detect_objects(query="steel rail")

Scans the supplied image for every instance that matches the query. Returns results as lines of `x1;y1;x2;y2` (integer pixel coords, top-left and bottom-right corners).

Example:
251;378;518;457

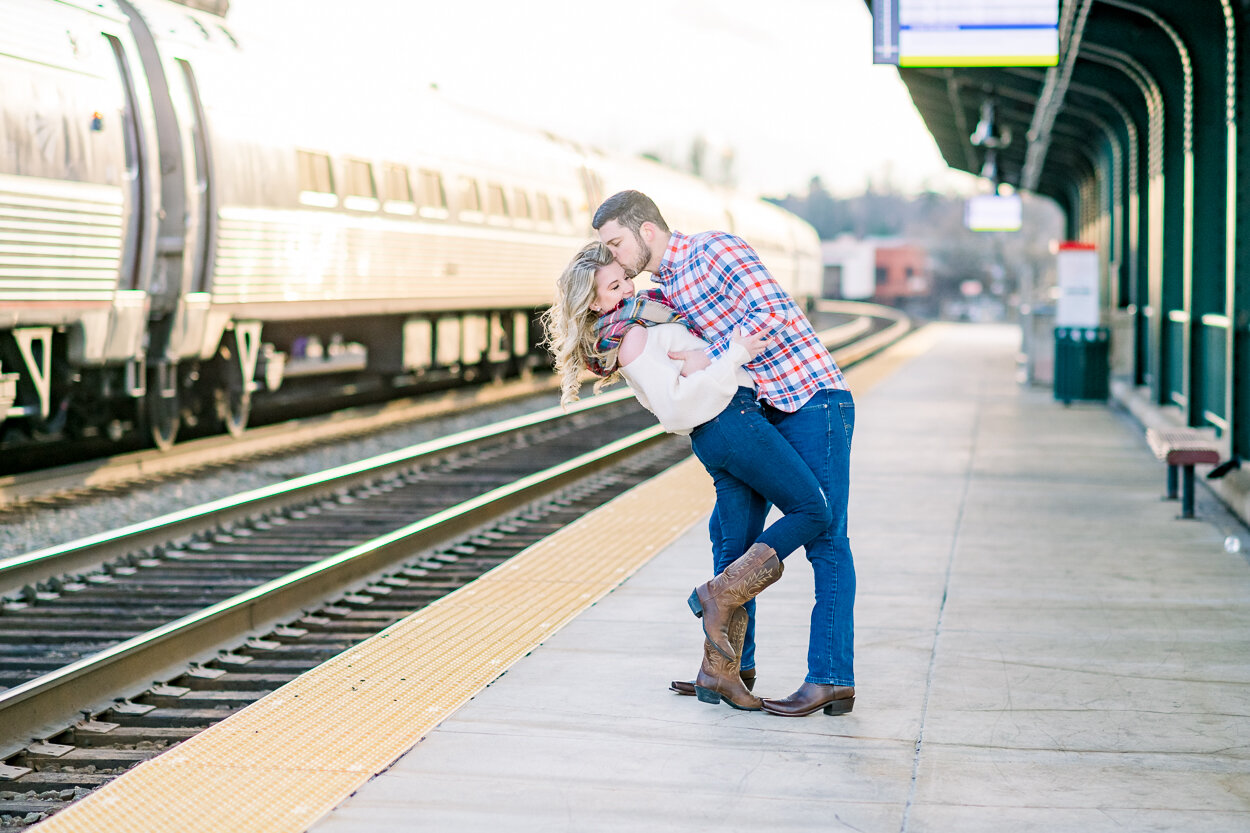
0;423;667;749
0;389;635;596
831;314;913;366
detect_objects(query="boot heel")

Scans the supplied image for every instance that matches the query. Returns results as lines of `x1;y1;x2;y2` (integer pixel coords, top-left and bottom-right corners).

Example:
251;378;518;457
687;590;703;618
822;697;854;716
694;686;721;704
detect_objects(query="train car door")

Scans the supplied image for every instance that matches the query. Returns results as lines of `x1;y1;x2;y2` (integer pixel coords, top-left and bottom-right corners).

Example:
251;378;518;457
115;0;184;318
103;33;154;294
114;3;212;362
161;57;214;364
171;58;214;296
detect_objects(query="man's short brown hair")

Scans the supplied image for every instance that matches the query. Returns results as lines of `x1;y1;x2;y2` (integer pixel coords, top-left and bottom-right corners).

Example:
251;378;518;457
591;190;670;234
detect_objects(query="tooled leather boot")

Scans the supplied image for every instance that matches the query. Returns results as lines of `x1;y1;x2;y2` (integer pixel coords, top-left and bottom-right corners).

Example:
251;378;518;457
688;542;782;659
693;607;760;710
761;682;855;716
670;667;755;696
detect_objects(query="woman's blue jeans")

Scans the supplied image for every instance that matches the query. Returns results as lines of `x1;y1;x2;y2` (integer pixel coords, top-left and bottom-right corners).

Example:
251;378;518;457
689;387;833;673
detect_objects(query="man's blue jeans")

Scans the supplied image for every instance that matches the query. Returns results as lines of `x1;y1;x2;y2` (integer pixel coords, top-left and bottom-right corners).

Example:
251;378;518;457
690;387;832;672
766;388;856;687
705;388;857;685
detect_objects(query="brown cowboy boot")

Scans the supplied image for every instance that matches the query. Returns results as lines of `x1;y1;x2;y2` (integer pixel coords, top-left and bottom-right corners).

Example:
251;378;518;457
761;682;855;716
670;667;755;696
688;543;783;659
693;608;760;710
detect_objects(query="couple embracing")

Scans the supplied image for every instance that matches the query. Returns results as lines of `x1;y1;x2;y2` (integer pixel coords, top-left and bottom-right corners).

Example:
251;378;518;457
542;190;856;717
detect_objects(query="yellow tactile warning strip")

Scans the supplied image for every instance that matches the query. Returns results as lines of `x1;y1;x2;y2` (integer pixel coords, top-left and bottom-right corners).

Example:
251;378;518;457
32;324;936;833
31;457;716;833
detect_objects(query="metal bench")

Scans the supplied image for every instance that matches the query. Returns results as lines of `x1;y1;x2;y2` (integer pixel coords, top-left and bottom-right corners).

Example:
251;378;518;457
1145;427;1220;519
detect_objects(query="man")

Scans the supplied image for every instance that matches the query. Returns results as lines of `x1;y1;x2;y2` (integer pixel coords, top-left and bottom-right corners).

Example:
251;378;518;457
593;190;856;717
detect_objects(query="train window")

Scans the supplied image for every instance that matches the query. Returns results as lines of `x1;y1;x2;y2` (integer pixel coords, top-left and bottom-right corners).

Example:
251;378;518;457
557;197;575;230
458;177;483;221
344;158;376;196
297;150;337;208
485;183;509;222
343;158;379;211
417;169;449;219
381;163;415;215
535;193;553;224
512;189;532;221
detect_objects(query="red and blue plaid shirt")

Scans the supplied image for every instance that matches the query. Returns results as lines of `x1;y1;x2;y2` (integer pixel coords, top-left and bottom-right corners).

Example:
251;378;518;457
645;230;848;413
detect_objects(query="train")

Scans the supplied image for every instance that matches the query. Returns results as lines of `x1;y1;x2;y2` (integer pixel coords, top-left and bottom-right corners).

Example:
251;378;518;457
0;0;822;455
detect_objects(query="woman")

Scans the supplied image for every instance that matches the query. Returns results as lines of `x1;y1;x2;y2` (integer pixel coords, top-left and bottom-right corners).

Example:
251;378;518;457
542;242;832;711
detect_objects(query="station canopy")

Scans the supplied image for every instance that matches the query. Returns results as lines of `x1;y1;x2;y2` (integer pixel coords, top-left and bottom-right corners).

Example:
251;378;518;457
867;0;1232;205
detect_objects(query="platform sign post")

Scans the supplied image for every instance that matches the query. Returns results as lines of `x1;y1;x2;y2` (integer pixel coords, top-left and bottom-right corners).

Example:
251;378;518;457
1053;242;1108;403
1055;242;1100;327
873;0;1058;67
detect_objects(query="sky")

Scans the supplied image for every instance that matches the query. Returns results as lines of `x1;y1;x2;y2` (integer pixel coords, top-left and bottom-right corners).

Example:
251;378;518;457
226;0;976;199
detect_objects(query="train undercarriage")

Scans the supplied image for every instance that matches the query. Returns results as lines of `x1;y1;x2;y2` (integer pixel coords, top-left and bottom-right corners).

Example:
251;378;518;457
0;307;545;465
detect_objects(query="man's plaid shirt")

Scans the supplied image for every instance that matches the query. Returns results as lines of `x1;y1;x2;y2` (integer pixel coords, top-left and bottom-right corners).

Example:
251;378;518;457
646;230;849;413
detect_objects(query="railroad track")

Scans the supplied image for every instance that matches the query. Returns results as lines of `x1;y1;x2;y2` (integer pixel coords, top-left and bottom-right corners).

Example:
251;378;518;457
0;392;684;825
0;375;563;509
0;306;909;828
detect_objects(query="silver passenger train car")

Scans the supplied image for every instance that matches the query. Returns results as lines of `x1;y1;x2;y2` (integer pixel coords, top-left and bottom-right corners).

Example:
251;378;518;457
0;0;821;452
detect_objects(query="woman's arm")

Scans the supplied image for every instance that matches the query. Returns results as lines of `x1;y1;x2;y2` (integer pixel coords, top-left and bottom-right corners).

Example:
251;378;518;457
619;325;646;367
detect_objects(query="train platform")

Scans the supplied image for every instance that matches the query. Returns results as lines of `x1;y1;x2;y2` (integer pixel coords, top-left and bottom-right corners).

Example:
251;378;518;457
33;323;1250;833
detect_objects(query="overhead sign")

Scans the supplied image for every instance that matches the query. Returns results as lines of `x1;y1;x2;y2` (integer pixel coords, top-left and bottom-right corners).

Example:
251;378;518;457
874;0;1059;67
964;194;1022;232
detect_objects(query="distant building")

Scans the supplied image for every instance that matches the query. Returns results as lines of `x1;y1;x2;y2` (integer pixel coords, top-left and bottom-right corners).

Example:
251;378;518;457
820;236;932;313
872;241;931;307
820;236;875;300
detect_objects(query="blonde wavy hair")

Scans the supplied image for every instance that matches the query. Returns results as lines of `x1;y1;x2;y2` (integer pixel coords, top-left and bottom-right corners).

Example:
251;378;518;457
541;241;622;407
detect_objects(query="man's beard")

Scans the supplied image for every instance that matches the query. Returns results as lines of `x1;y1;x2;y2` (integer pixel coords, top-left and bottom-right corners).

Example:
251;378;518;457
623;230;650;278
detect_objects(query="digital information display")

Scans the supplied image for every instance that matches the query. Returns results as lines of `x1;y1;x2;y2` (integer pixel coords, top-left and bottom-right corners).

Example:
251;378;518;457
964;194;1023;232
874;0;1058;67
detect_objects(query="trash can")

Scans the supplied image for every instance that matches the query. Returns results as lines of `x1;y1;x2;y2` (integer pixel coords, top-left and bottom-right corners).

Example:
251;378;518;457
1053;326;1109;403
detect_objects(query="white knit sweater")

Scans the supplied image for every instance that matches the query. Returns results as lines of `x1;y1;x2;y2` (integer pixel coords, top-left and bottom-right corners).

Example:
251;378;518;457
618;323;753;435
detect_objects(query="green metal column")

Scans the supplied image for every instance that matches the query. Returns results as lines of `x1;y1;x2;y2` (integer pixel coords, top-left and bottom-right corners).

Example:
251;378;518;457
1070;64;1152;387
1236;5;1250;460
1088;10;1189;411
1148;2;1233;433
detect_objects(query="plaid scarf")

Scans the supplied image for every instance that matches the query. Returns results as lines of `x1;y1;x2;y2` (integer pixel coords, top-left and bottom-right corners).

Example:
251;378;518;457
586;297;686;377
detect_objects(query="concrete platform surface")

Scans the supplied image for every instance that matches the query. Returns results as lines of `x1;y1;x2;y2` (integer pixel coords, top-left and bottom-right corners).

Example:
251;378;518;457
312;324;1250;833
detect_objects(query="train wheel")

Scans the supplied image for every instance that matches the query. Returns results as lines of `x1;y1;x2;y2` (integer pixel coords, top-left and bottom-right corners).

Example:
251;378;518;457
211;328;257;438
146;393;181;450
145;364;181;451
219;384;251;438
